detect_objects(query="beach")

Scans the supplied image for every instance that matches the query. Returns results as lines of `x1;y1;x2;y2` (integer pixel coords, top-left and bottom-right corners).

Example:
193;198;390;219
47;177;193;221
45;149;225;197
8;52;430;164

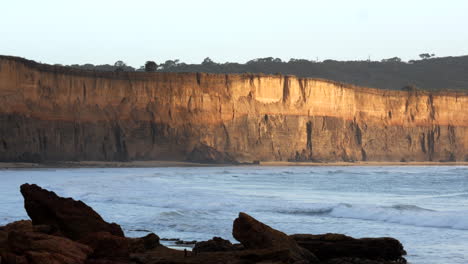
1;160;468;169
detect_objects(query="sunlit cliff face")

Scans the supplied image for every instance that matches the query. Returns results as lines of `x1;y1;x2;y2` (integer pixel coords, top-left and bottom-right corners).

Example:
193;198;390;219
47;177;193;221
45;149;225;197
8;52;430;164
0;56;467;162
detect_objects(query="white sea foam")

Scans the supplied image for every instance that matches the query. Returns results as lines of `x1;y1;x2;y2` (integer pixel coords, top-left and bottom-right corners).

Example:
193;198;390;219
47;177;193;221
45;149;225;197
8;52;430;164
329;203;468;230
274;202;468;230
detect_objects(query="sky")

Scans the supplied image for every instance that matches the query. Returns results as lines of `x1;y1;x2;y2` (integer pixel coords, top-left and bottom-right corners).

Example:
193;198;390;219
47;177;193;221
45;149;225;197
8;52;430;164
1;0;467;67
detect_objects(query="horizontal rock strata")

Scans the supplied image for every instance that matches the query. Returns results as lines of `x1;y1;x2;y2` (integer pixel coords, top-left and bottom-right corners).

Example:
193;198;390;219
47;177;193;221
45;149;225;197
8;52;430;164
1;56;467;163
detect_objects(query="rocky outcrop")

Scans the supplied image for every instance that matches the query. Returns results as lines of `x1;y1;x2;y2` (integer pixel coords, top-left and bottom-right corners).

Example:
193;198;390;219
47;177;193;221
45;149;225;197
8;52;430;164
0;56;467;163
233;212;320;263
186;144;238;164
20;184;124;240
78;231;129;262
0;220;93;264
193;237;237;253
291;234;406;263
128;233;160;253
1;184;406;264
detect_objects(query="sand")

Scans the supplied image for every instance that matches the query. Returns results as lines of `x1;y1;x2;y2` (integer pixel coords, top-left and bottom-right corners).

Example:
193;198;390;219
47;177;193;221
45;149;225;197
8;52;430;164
1;160;468;169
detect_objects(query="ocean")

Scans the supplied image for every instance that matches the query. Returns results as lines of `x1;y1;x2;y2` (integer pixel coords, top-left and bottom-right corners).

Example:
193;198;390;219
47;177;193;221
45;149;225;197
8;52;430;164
1;166;467;263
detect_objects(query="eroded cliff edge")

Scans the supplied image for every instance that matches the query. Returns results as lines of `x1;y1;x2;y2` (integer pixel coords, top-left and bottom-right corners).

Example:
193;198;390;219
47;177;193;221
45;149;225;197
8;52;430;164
1;56;467;162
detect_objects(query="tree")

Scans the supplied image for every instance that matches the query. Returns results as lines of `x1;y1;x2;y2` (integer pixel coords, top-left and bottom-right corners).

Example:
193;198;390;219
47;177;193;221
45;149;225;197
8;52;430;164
145;61;158;72
247;57;282;64
202;57;214;65
114;60;127;72
401;84;420;91
114;60;126;67
419;53;435;60
381;57;402;63
161;59;180;70
272;58;282;63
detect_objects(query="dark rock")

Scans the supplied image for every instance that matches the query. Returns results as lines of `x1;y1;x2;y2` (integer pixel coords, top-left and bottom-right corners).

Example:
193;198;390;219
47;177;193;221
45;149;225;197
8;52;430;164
291;233;406;262
5;230;92;264
238;247;305;263
85;260;129;264
324;257;405;264
233;212;319;263
141;233;160;250
129;233;160;253
2;220;33;233
175;240;197;245
32;224;56;235
79;231;129;261
193;237;236;253
186;144;238;164
20;183;124;241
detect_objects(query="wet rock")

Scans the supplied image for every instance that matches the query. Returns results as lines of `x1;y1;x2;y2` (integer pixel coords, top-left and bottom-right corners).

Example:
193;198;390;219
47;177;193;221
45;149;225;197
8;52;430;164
193;237;236;253
233;212;319;263
186;144;238;164
291;233;406;263
20;183;124;241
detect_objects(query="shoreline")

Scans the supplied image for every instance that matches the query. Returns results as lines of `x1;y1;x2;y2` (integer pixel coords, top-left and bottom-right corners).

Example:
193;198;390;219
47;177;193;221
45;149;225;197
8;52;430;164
1;160;468;169
2;184;408;263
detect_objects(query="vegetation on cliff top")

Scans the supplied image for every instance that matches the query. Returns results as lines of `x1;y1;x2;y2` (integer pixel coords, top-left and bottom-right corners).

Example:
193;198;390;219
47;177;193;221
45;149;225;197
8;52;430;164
2;54;468;91
69;55;468;91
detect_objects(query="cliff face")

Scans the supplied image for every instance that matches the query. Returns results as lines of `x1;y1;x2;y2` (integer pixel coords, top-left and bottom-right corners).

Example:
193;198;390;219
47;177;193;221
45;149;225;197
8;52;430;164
1;56;467;162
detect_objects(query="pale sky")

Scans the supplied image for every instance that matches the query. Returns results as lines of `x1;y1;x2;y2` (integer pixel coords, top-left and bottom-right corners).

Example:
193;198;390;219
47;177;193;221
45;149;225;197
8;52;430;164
1;0;467;67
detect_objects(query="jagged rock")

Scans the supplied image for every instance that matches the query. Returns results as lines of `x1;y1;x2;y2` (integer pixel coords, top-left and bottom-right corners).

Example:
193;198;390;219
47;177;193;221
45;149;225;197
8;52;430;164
79;231;129;262
233;212;319;263
186;144;239;164
291;233;406;262
20;183;124;240
128;233;160;253
193;237;236;253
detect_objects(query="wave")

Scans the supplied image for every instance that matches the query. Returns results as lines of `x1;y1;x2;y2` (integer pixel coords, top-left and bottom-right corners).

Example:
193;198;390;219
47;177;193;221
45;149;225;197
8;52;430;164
387;204;435;211
278;203;468;230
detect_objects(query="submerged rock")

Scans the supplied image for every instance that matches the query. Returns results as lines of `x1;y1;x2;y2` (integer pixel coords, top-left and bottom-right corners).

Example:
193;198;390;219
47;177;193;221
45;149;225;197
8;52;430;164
20;183;124;240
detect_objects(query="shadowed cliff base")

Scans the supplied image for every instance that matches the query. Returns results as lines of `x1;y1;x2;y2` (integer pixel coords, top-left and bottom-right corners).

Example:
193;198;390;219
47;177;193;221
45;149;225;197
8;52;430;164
1;161;468;169
0;184;407;264
0;56;467;163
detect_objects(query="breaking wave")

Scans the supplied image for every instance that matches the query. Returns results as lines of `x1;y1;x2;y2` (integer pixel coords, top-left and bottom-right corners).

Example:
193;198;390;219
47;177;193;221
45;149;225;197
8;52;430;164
278;203;468;230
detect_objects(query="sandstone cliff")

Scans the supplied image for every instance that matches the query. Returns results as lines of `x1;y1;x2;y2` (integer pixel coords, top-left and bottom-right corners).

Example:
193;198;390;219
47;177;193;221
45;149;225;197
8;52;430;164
1;56;467;162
